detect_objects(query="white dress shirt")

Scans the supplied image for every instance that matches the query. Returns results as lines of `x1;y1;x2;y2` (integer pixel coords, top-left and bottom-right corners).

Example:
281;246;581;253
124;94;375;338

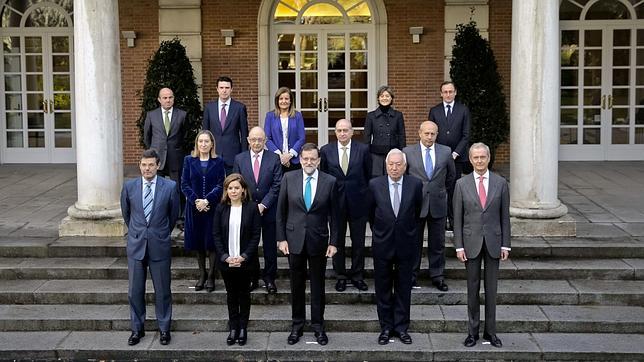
388;175;403;212
420;142;435;172
302;169;318;203
443;101;454;117
218;99;229;119
228;205;242;258
337;139;351;166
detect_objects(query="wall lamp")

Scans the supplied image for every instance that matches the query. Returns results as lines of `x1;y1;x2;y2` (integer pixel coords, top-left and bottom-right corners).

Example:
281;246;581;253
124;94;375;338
221;29;235;46
409;27;424;44
121;31;137;48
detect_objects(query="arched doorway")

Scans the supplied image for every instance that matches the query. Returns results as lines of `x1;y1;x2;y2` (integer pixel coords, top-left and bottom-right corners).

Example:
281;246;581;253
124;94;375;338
0;0;74;163
259;0;386;146
560;0;644;160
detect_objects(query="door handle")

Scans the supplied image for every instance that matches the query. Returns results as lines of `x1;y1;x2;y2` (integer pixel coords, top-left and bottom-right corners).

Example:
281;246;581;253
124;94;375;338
42;100;48;113
323;97;328;112
601;95;606;110
607;94;613;109
49;99;54;113
318;98;322;112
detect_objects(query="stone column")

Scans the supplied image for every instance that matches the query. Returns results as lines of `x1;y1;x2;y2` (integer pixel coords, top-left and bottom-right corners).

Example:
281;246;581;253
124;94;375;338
59;0;125;236
509;0;574;236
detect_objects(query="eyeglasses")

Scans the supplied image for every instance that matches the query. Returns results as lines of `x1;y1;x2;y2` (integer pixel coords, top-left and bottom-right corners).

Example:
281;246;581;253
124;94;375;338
248;138;265;143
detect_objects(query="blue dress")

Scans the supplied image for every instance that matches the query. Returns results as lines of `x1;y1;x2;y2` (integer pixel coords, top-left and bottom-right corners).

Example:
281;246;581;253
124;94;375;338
181;155;225;251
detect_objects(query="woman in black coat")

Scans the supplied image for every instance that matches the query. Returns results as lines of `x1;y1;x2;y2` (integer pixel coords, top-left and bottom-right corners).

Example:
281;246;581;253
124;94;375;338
212;173;261;346
363;85;406;177
181;130;225;292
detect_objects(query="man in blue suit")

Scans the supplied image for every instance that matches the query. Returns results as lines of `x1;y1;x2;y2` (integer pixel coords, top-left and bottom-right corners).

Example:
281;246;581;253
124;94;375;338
320;119;371;292
369;149;422;346
203;76;249;175
404;121;455;291
120;149;180;346
428;81;470;230
233;126;283;294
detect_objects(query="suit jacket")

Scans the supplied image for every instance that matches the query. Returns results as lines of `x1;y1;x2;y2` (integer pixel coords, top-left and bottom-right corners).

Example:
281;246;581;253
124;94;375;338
319;140;372;219
363;107;406;155
428;101;470;163
403;142;455;219
368;175;423;260
202;99;249;168
233;151;282;222
180;155;226;250
276;170;338;256
143;107;187;171
212;201;262;271
120;176;180;261
264;111;306;165
453;171;511;259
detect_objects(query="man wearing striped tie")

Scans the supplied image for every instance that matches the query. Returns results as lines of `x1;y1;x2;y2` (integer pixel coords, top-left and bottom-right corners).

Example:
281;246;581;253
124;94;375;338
120;149;180;346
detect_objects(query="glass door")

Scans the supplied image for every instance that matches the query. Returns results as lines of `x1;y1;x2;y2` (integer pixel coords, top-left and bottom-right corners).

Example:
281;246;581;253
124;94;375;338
2;33;74;163
560;25;644;160
273;28;372;147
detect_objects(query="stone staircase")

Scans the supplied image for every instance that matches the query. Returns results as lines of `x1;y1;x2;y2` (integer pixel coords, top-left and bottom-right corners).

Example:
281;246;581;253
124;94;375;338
1;236;644;361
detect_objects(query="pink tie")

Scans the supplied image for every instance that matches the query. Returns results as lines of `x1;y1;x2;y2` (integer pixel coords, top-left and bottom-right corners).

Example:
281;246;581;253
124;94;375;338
478;176;487;208
253;154;260;182
220;104;227;129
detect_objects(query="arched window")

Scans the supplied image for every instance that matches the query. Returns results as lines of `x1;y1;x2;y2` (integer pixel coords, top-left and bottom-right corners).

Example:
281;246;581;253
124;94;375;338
560;0;643;21
1;0;73;28
273;0;371;24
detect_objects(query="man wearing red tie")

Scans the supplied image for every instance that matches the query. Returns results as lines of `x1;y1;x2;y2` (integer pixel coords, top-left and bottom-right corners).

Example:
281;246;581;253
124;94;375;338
453;142;511;348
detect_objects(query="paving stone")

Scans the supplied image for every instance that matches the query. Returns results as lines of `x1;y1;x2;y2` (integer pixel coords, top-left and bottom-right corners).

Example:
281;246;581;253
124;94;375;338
441;305;549;333
576;222;630;239
0;237;53;257
266;332;432;361
624;258;644;279
533;333;644;360
495;280;579;305
430;332;541;361
511;258;635;279
617;222;644;237
570;279;644;306
540;305;644;333
0;331;68;360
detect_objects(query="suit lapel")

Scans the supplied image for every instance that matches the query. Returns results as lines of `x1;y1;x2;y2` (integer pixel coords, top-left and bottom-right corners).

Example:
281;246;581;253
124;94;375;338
294;172;306;211
168;110;179;136
413;145;429;182
223;101;236;132
484;173;498;211
465;175;483;210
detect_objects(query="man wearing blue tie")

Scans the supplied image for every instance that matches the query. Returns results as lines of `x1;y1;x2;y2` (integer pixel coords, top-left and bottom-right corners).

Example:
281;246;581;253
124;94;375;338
120;149;180;346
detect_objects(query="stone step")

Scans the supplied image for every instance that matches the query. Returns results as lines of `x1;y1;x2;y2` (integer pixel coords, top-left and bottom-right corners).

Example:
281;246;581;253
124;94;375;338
1;331;643;361
3;236;644;259
0;304;641;334
1;256;643;281
1;279;642;306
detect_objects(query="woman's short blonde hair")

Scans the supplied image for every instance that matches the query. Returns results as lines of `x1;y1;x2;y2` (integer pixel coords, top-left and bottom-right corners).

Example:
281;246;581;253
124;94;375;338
191;130;217;158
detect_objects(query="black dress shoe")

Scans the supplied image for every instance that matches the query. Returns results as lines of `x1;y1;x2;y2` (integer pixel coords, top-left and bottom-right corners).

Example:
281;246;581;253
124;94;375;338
195;273;207;291
127;330;144;346
335;279;347;292
227;329;238;345
464;334;479;347
432;280;449;291
287;329;303;345
377;330;391;345
483;333;502;348
159;331;171;345
314;331;328;345
205;278;215;293
266;281;278;294
237;328;247;346
250;280;259;292
397;331;413;344
352;279;368;291
411;279;421;289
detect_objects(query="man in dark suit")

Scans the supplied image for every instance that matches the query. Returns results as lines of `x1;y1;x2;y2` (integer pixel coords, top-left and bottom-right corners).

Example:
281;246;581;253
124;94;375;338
277;143;338;346
369;149;422;345
403;121;455;291
428;81;470;230
143;87;186;226
453;142;511;348
120;149;180;346
320;119;371;292
233;126;283;294
202;76;249;175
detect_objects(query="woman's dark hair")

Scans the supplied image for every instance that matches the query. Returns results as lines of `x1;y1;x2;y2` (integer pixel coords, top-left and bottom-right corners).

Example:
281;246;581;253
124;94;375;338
220;173;250;204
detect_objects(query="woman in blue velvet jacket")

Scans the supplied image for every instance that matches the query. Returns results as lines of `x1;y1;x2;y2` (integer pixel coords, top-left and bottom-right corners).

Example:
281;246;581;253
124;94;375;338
264;87;306;173
181;130;225;292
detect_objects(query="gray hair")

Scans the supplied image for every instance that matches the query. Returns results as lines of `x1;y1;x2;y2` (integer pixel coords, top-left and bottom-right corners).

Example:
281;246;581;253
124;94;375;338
385;148;406;164
468;142;490;157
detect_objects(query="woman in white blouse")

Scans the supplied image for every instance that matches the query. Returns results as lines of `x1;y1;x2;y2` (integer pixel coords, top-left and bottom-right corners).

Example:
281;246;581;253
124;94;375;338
212;173;261;346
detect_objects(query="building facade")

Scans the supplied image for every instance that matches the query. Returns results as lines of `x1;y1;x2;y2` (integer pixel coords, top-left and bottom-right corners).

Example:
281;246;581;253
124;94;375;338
0;0;640;235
